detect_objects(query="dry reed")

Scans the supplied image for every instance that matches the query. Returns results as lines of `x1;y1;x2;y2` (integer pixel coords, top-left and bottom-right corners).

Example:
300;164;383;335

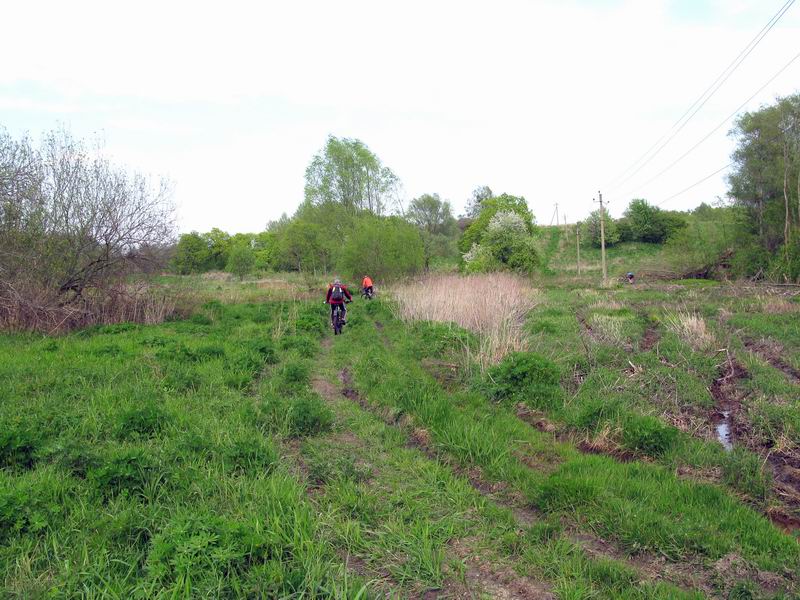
390;273;538;370
664;311;716;352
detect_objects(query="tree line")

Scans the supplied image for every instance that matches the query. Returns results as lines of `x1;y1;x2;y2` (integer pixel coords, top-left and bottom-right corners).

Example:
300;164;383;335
174;137;544;280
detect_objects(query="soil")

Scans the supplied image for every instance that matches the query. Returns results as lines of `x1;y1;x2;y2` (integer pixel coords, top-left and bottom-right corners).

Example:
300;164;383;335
640;322;661;352
708;352;749;451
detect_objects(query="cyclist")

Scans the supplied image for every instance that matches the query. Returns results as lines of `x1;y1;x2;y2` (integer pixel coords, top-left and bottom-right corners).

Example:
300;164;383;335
361;274;374;298
325;278;352;325
626;272;635;284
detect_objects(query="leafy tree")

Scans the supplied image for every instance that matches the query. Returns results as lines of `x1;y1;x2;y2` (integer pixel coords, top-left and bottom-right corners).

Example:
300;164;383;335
581;209;620;248
623;199;686;243
463;211;539;274
338;215;424;280
459;194;534;254
226;242;256;280
406;193;458;269
304;136;400;214
201;228;231;270
173;232;211;274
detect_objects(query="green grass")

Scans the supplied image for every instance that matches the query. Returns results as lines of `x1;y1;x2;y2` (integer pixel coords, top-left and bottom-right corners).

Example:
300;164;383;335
2;275;799;598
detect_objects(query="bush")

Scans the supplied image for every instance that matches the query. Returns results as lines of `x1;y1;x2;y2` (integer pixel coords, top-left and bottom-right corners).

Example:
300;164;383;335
0;473;69;542
620;414;678;457
484;352;562;409
288;394;334;437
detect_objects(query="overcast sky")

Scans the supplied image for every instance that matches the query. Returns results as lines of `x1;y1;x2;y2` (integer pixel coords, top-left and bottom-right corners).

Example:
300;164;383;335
2;0;799;232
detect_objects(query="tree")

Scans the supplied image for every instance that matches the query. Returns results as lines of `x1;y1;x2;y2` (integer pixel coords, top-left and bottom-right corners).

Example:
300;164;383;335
581;209;620;248
623;199;686;243
459;193;534;254
304;136;400;214
338;215;424;280
226;242;256;280
0;127;174;300
464;185;493;217
173;232;211;274
406;193;458;269
463;211;539;274
201;228;231;270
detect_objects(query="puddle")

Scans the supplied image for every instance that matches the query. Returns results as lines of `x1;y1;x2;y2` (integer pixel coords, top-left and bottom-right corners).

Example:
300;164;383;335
715;411;733;451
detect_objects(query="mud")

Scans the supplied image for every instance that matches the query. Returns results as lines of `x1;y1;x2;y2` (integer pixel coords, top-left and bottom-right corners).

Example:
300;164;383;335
708;353;749;452
640;322;661;352
707;353;800;532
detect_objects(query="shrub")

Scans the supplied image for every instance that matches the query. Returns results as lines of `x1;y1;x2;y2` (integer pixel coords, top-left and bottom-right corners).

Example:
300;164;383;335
288;394;334;437
484;352;562;409
621;414;678;457
190;313;213;326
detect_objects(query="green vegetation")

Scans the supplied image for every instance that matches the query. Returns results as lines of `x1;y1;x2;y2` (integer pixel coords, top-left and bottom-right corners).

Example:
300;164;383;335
3;275;800;597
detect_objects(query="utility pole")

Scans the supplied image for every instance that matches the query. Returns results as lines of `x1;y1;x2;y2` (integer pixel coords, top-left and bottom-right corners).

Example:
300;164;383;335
554;203;559;229
563;214;568;244
595;191;608;283
576;222;581;275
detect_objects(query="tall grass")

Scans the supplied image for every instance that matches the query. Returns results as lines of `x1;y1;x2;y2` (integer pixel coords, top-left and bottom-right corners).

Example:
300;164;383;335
390;273;537;369
664;311;717;351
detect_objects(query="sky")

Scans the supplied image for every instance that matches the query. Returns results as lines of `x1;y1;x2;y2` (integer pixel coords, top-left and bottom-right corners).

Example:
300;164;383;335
2;0;799;232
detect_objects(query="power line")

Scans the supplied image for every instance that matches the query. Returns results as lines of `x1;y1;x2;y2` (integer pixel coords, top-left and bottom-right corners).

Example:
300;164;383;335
605;0;796;193
655;162;732;207
654;123;798;207
617;50;800;199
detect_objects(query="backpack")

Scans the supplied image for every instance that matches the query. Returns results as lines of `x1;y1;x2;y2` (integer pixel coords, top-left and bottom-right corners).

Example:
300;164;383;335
331;284;344;301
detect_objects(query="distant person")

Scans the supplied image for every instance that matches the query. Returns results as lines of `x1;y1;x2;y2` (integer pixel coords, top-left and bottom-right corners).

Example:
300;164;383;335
362;274;374;298
626;272;635;284
325;278;352;325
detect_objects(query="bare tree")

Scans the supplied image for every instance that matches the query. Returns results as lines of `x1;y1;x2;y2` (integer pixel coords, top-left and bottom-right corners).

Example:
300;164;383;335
0;127;176;330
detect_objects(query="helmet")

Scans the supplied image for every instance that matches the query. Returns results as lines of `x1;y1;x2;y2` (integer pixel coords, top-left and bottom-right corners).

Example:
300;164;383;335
334;278;341;284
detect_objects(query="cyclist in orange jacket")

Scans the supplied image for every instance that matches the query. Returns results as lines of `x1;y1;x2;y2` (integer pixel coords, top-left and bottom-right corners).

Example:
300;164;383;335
361;275;374;299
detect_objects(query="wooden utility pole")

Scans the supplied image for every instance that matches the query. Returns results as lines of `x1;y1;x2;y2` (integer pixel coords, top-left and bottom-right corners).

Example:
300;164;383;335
576;223;581;275
595;191;608;283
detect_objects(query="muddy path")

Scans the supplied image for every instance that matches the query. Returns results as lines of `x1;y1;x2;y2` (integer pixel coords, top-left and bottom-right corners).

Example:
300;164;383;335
640;320;661;352
707;352;800;533
337;368;554;599
338;367;729;598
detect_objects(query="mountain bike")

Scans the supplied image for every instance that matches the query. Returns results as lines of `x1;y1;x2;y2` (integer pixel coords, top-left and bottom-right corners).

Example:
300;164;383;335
361;287;375;300
331;303;347;335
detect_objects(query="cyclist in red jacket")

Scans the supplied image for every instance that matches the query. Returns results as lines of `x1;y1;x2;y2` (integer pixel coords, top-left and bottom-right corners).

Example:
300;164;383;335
325;278;352;325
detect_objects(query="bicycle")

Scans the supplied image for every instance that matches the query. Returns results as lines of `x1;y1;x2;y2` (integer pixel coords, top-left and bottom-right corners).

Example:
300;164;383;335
330;301;350;335
361;287;375;300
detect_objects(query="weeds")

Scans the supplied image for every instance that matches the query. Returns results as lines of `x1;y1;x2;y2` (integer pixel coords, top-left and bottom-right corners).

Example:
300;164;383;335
664;311;717;351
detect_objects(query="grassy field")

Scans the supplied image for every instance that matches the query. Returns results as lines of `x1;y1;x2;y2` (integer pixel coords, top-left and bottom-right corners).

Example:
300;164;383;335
1;273;799;598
